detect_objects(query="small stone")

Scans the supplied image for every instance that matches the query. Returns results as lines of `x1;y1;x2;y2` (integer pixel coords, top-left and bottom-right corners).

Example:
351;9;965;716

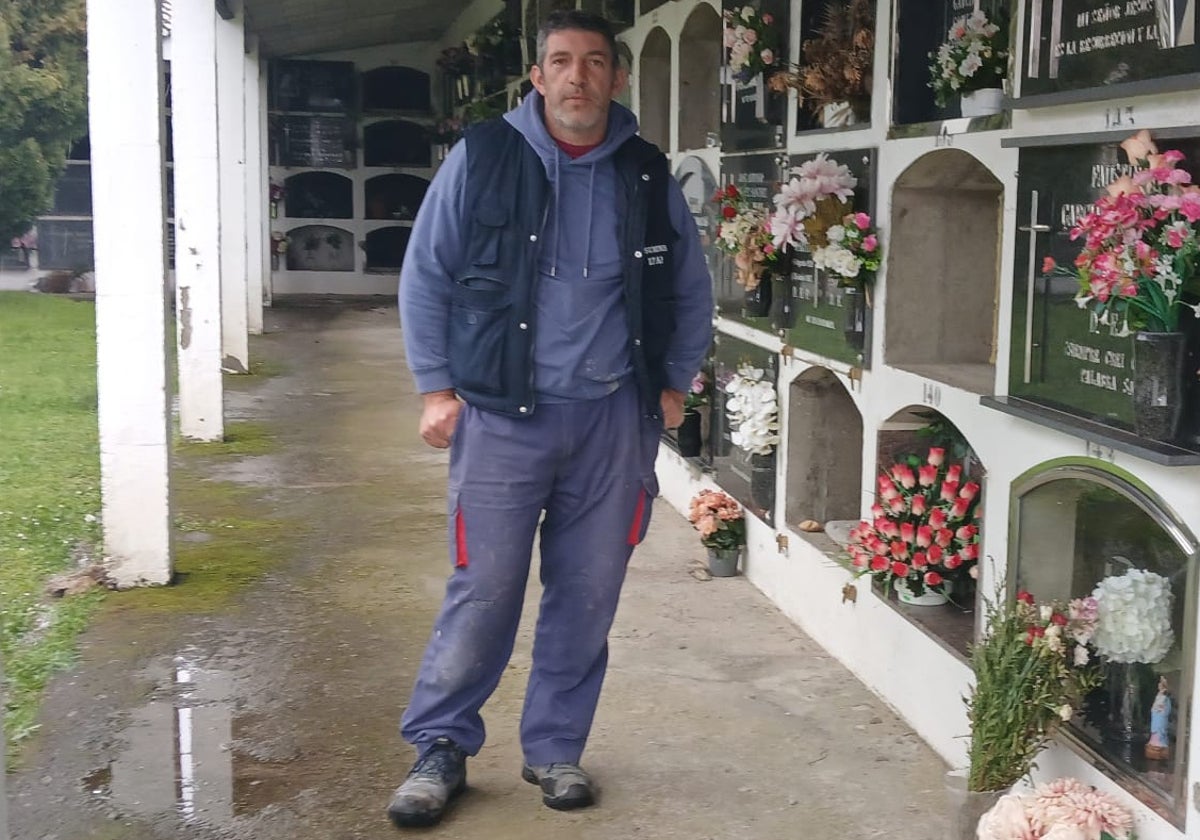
690;567;712;582
788;796;799;806
798;519;823;532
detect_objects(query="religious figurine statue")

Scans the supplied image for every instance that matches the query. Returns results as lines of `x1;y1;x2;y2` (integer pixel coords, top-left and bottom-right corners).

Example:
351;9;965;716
1145;675;1172;761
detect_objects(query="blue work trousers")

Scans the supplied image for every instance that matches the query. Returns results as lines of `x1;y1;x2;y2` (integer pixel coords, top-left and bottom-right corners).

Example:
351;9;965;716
400;383;660;766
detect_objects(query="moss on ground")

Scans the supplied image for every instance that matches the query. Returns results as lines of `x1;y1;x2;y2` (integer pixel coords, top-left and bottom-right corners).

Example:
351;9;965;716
176;420;277;457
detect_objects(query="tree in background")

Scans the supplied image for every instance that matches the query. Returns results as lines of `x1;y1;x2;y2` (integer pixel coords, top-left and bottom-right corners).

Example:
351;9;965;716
0;0;87;242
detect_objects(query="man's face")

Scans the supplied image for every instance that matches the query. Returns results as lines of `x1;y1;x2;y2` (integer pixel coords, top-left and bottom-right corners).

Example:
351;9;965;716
530;29;627;144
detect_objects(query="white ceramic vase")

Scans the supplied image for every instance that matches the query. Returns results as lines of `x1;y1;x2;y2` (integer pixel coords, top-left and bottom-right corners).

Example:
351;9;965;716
894;577;950;607
821;101;859;128
959;88;1004;117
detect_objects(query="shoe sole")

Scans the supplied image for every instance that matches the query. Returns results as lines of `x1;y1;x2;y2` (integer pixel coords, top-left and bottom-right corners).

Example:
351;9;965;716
521;765;595;811
387;778;467;829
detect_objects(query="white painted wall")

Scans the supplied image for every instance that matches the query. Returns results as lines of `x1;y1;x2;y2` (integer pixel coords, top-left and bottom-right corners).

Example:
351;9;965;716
245;36;266;334
217;2;249;368
87;0;173;588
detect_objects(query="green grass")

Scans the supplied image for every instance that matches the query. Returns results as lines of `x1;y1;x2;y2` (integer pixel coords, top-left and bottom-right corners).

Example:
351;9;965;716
0;292;103;749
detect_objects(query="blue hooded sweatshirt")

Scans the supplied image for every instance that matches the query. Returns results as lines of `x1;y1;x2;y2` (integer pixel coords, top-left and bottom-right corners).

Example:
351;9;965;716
400;90;713;403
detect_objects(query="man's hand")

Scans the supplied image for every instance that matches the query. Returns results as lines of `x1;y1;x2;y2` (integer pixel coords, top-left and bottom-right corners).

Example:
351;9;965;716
660;389;685;430
419;390;461;449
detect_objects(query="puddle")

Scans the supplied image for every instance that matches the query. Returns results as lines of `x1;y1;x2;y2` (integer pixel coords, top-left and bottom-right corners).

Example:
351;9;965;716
86;654;291;829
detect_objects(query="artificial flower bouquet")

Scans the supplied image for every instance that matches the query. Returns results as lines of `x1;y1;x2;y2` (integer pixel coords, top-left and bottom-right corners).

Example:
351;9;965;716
723;364;780;455
723;5;781;84
688;489;746;551
769;153;858;261
766;0;874;118
844;447;981;598
966;590;1104;793
1090;568;1174;665
1043;130;1200;334
684;370;710;412
977;777;1136;840
714;184;778;291
928;9;1008;108
811;211;882;290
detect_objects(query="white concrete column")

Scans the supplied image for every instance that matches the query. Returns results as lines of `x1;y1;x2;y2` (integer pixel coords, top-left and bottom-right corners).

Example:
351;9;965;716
259;64;273;307
87;0;172;587
217;2;249;370
173;0;225;441
244;35;265;335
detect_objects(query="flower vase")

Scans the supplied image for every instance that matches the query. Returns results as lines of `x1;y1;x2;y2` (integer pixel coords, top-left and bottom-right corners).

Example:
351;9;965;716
821;101;859;128
743;281;772;318
677;410;703;457
842;284;866;351
1132;331;1187;442
894;577;949;607
959;88;1004;117
1105;661;1151;744
944;770;1004;840
706;546;741;577
749;451;776;512
270;201;278;219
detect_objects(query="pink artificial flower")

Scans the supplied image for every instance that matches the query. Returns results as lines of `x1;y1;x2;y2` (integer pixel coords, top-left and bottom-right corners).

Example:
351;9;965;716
870;503;884;518
891;464;916;489
955;524;976;541
935;528;954;548
918;464;939;487
911;551;928;569
889;541;908;560
950;497;971;519
959;481;980;501
910;494;927;516
853;212;871;230
1016;590;1035;604
890;561;910;578
1042;256;1057;274
926;447;945;467
861;234;878;253
869;555;888;572
924;570;943;587
1166;222;1189;249
945;464;963;483
926;545;944;564
916;525;933;548
944;554;963;570
900;522;915;544
940;480;960;501
888;496;906;514
761;12;773;23
929;508;947;530
1180;190;1200;223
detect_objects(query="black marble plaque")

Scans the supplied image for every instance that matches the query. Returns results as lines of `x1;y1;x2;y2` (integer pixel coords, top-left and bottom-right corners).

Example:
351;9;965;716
721;0;788;152
270;60;357;113
893;0;1008;124
36;219;94;272
1009;136;1200;441
286;225;355;272
270;115;357;169
712;333;779;525
717;153;782;332
781;147;876;367
361;67;432;114
1021;0;1198;98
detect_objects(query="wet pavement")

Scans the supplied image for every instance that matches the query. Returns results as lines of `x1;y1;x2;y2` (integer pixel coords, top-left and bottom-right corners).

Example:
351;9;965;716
7;302;950;839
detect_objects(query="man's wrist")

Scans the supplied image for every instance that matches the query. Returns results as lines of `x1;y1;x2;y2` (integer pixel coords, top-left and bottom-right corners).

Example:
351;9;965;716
422;389;457;406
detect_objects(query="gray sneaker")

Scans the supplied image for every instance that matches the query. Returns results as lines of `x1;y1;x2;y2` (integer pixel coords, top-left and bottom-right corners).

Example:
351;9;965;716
387;738;467;828
521;762;596;811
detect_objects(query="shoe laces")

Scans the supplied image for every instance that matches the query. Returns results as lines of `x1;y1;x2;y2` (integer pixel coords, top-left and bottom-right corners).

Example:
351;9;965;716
412;741;464;779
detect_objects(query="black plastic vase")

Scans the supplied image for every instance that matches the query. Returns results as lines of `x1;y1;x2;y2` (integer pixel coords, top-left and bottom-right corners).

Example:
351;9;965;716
1132;331;1187;442
677;411;702;457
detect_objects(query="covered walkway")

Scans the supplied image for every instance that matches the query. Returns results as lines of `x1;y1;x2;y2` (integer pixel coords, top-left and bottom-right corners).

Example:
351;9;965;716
8;304;947;839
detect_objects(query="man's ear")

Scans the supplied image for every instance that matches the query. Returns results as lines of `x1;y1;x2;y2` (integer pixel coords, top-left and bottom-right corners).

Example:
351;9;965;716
611;65;628;99
530;63;547;96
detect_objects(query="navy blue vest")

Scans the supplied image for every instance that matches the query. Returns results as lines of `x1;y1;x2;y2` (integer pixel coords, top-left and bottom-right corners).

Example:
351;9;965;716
448;118;678;419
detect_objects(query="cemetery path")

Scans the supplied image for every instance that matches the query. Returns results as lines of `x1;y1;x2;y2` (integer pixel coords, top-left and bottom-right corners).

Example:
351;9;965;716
7;301;949;840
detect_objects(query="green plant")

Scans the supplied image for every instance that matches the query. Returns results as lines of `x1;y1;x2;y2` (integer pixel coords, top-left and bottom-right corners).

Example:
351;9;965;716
966;586;1104;792
687;489;746;551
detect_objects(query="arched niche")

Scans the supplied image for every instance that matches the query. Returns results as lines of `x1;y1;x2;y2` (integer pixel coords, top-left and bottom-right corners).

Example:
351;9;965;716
364;174;429;221
786;367;862;533
615;42;634;110
283;171;353;219
361;66;431;113
885;149;1003;395
364;226;412;272
677;5;721;152
638;28;671;151
877;404;986;486
1011;463;1195;821
363;120;430;168
285;225;355;272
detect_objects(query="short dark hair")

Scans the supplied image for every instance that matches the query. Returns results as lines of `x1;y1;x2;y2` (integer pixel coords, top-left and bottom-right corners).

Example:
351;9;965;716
536;10;619;67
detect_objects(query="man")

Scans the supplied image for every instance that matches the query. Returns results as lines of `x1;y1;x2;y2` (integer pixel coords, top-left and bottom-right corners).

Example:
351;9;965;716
390;9;713;829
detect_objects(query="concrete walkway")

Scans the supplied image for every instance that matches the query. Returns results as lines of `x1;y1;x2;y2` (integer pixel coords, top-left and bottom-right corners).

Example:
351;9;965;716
7;302;950;839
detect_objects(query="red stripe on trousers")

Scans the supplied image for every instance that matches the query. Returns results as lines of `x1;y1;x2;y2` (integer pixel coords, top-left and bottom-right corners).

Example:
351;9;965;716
627;489;646;546
455;508;469;567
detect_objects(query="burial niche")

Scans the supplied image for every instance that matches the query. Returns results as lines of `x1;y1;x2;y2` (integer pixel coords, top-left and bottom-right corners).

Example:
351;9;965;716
785;367;863;534
364;226;412;272
361;67;431;113
678;5;722;152
365;174;429;221
885;149;1002;394
638;28;671;152
363;120;431;168
283;172;353;219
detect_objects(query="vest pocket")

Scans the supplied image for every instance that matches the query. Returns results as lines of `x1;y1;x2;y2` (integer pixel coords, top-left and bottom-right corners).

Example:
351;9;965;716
448;276;509;396
471;206;507;266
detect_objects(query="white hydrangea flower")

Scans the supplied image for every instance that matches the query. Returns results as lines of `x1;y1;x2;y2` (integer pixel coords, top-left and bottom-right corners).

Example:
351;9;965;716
1091;569;1175;664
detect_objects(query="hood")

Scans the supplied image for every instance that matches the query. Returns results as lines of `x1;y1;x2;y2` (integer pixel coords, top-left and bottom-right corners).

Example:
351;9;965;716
503;88;639;166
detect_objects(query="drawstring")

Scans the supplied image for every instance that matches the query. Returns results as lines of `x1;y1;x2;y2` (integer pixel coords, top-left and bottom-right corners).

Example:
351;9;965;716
551;155;561;278
583;164;595;279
